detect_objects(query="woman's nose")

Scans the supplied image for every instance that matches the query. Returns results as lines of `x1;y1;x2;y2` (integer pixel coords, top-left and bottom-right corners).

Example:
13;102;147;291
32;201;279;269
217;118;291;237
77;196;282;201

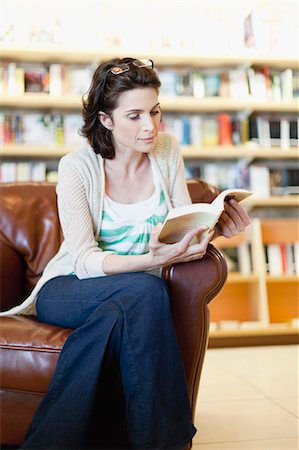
143;116;155;132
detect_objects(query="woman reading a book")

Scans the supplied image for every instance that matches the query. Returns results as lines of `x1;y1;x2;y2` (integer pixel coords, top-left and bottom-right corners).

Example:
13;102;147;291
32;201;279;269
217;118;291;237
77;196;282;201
16;58;250;449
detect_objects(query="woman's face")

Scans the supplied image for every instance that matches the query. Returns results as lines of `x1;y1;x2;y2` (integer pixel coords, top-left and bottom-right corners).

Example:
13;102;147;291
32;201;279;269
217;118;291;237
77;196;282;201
109;87;161;154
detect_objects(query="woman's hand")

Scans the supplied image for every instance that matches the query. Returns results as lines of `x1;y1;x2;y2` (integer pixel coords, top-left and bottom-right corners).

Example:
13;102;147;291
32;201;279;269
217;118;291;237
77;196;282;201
148;223;214;269
214;198;250;239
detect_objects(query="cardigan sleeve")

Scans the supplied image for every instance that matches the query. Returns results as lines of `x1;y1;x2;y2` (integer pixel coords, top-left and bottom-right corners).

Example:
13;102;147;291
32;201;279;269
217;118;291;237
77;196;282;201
56;158;114;279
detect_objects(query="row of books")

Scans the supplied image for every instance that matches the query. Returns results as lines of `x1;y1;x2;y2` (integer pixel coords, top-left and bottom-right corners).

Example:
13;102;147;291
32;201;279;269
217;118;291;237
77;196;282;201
218;241;299;277
220;243;252;275
249;163;299;197
250;116;298;149
161;113;249;146
2;62;298;102
265;242;299;277
1;111;298;149
186;160;298;197
158;67;298;100
0;62;93;96
0;161;58;183
0;113;85;146
162;114;298;147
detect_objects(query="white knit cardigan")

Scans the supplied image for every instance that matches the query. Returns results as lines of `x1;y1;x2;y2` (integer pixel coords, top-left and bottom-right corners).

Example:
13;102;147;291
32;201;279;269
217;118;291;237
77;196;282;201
1;133;191;316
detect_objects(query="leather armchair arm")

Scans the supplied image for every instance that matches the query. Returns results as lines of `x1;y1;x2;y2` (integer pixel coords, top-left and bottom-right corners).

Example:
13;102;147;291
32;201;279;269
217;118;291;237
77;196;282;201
162;243;227;415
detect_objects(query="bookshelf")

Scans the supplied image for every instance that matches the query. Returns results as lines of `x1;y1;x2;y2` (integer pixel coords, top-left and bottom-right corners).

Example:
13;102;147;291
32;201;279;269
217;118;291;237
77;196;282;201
210;218;299;347
1;47;298;345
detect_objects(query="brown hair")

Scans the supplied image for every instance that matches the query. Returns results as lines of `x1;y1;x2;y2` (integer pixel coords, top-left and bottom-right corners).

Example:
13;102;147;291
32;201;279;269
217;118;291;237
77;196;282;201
80;57;161;158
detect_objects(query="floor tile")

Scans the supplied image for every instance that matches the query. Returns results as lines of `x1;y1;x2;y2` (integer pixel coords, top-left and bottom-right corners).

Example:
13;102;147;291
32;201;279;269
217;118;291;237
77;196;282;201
192;437;299;449
201;346;299;399
198;364;264;402
193;399;299;444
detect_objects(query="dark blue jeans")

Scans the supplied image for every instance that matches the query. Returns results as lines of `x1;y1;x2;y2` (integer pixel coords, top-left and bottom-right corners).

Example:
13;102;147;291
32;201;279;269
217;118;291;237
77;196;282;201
20;272;196;449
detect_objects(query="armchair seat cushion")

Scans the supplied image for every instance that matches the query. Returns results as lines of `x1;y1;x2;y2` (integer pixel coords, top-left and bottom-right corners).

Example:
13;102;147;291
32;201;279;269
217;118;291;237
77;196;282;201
0;316;71;394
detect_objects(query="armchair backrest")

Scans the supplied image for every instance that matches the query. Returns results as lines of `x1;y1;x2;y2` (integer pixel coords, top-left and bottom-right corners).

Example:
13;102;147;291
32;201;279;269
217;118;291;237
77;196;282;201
0;180;218;312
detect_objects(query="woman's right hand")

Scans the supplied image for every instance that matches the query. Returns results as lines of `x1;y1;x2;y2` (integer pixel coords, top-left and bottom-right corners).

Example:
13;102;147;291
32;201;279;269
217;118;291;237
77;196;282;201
148;223;214;269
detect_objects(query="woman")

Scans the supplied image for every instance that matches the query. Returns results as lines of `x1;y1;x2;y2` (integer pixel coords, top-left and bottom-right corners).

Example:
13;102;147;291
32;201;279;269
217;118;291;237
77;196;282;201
19;58;250;449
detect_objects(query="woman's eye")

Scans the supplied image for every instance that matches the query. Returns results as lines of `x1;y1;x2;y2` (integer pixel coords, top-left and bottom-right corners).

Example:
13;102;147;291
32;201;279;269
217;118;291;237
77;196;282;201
151;110;160;116
128;115;139;120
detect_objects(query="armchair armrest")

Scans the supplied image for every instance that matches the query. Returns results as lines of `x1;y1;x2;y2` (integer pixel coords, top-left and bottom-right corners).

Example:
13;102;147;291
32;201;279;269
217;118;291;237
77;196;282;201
162;243;227;416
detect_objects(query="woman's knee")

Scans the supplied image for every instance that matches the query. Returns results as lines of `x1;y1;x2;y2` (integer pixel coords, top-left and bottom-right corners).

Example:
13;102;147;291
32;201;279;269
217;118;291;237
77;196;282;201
115;272;171;319
126;272;169;302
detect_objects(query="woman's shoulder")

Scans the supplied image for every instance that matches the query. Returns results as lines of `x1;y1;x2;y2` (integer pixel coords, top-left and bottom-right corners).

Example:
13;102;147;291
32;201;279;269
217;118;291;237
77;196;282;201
155;132;180;152
60;145;98;166
58;145;102;174
153;132;181;163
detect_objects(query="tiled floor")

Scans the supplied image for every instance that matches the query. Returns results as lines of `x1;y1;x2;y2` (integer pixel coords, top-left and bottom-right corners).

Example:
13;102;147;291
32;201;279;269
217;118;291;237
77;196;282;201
193;345;299;449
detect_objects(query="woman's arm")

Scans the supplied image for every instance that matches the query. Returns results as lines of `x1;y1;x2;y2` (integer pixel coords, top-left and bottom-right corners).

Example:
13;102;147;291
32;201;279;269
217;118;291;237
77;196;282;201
102;224;214;275
56;159;114;279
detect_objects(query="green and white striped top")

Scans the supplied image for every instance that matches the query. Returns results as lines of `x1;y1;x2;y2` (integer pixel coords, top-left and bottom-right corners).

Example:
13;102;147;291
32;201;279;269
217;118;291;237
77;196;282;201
98;169;168;256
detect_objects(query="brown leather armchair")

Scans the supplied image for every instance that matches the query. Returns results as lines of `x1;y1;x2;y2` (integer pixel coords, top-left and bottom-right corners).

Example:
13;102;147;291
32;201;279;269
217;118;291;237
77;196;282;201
0;180;227;448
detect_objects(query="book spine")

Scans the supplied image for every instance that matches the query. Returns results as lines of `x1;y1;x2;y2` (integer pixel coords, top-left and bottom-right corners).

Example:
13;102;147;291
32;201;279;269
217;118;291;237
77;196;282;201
266;243;283;276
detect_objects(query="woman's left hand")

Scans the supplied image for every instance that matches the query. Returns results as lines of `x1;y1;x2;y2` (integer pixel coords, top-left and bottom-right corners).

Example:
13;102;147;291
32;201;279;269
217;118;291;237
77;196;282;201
214;198;251;239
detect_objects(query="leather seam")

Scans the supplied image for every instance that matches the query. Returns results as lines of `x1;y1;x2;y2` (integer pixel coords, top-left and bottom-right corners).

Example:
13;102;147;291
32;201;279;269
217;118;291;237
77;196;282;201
0;344;62;353
1;387;45;396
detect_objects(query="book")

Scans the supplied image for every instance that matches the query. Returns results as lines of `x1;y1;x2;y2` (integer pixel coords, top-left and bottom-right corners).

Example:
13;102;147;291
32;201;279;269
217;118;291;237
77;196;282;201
266;244;283;276
218;114;232;146
158;188;252;244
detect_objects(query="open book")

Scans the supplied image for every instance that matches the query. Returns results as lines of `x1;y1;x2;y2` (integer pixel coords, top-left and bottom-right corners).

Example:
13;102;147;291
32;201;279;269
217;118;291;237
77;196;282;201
158;188;252;244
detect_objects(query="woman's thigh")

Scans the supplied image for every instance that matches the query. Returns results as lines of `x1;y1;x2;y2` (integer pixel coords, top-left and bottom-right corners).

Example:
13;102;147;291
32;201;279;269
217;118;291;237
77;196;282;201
36;272;169;329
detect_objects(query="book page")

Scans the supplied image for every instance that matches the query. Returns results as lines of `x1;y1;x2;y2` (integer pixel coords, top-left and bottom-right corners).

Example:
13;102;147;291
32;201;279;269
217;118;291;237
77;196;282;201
211;188;253;212
158;211;216;244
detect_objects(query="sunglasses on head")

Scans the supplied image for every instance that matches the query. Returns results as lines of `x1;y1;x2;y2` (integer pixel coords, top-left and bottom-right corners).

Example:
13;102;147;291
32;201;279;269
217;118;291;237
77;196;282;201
110;59;154;75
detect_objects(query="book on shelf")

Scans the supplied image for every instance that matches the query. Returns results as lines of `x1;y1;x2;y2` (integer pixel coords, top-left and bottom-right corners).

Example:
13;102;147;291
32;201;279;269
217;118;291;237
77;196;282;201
0;112;85;146
265;242;299;276
23;64;50;94
218;243;252;275
0;161;55;183
237;242;252;275
249;165;271;198
202;116;219;147
249;161;299;197
229;69;250;99
249;115;298;148
194;161;249;192
158;188;252;244
218;113;233;146
203;72;221;97
49;64;62;96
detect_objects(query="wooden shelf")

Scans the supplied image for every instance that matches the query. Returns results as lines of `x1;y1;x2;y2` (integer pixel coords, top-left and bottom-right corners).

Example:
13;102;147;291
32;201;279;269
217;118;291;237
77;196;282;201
181;146;299;160
0;94;82;109
2;45;299;69
210;326;298;338
247;196;299;208
1;94;298;113
266;275;299;283
226;273;259;283
209;325;299;348
2;144;298;162
0;144;75;158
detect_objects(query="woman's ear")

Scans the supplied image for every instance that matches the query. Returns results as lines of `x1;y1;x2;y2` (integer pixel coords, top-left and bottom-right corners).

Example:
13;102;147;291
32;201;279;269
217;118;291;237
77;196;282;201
98;112;113;130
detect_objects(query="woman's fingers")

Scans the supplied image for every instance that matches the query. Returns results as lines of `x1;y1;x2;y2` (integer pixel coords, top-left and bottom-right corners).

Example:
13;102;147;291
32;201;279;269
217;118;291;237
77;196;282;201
219;200;250;237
